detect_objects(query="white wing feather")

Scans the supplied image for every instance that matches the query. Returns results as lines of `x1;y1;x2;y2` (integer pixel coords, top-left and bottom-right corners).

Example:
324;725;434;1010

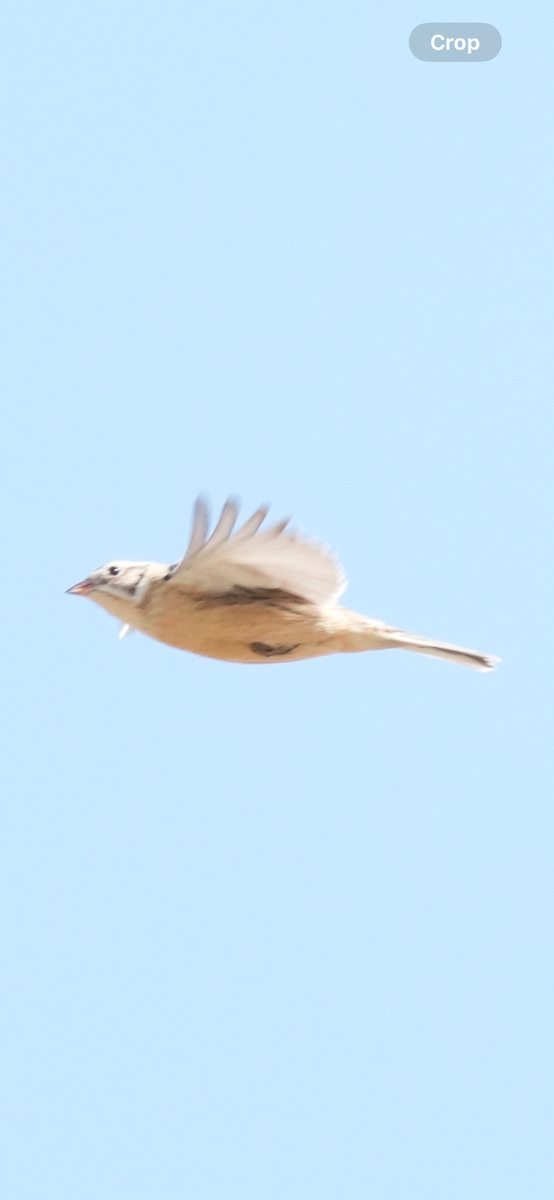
171;499;346;607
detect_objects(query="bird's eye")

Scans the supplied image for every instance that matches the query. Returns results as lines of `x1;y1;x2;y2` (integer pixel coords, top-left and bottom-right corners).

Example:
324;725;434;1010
108;566;120;576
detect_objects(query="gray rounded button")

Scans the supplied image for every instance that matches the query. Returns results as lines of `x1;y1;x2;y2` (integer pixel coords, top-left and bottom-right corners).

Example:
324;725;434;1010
409;24;502;62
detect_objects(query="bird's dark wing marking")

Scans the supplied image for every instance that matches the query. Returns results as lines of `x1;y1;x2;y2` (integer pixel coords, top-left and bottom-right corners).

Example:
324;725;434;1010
250;642;300;657
193;585;310;610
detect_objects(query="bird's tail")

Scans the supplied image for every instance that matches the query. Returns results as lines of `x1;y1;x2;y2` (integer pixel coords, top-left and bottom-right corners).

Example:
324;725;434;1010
376;627;499;672
339;615;499;672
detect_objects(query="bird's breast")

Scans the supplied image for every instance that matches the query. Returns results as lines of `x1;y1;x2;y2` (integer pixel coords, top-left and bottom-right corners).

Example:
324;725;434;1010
138;583;335;663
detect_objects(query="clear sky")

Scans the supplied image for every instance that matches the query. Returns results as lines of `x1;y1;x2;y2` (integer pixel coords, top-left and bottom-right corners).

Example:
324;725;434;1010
1;3;552;1197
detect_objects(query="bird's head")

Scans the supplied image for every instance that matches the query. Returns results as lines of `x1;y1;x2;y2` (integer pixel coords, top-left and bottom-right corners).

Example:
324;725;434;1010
67;560;169;619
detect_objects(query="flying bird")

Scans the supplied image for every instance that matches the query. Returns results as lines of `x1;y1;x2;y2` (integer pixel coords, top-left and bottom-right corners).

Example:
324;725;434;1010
67;497;499;671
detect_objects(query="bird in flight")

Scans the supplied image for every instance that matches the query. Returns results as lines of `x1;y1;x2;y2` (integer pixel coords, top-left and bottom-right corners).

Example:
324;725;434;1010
67;497;499;671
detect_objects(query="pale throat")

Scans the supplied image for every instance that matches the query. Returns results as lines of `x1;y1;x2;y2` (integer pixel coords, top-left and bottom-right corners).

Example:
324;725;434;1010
90;588;143;625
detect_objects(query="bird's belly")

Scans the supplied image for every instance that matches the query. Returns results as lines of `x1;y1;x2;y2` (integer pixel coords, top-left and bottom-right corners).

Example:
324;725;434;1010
140;596;336;663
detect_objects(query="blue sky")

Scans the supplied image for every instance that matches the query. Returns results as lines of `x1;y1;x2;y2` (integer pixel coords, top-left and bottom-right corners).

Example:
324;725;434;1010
0;2;552;1197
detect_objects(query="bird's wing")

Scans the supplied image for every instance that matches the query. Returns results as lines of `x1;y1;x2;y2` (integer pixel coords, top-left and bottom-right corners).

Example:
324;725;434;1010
169;497;346;607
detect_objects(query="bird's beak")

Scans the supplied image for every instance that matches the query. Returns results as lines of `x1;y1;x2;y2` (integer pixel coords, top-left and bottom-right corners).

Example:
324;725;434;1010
66;579;95;596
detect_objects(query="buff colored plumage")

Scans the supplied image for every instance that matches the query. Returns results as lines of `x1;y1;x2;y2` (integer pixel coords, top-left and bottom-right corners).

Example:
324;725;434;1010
67;497;499;671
